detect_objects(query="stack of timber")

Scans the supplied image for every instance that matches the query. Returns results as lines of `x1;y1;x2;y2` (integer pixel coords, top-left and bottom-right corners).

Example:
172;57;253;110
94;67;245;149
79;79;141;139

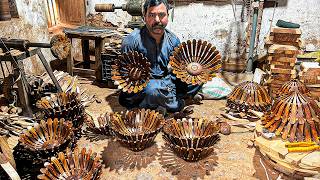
299;62;320;101
254;121;320;178
265;27;302;98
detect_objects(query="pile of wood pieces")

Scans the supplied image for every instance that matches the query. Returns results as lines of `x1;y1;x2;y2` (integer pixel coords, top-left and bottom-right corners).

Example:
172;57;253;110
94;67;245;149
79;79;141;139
27;70;95;107
254;122;320;178
265;27;302;98
299;62;320;101
0;112;35;136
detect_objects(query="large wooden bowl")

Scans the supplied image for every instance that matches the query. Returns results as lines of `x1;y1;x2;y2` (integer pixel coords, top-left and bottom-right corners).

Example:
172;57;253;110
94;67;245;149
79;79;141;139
36;92;85;130
109;108;164;151
37;147;102;180
19;118;74;152
163;118;220;161
111;51;151;93
227;81;271;112
169;39;222;85
262;91;320;142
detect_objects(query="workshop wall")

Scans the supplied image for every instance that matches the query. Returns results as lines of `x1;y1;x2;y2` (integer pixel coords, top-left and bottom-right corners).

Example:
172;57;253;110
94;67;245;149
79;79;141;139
0;0;52;75
87;0;320;64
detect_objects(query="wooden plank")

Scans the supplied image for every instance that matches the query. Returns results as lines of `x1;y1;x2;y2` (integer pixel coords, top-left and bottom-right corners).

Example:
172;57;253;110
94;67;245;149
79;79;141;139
270;67;296;75
268;44;299;54
267;56;296;64
271;27;302;35
300;152;320;168
56;0;85;25
73;67;95;76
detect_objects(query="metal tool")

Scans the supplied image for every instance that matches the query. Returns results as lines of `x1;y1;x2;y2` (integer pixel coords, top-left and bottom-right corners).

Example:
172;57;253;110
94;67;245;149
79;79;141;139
95;0;144;29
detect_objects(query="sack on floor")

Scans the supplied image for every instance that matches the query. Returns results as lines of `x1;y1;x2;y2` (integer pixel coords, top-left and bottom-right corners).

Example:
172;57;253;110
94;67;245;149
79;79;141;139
199;76;232;100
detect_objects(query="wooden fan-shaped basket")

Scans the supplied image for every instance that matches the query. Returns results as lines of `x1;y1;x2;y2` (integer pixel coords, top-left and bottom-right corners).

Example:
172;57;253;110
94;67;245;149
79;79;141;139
227;81;271;112
19;118;74;152
278;79;310;96
262;91;320;142
109;108;164;151
169;39;222;85
36;92;85;130
162;118;220;161
38;147;102;180
111;51;151;93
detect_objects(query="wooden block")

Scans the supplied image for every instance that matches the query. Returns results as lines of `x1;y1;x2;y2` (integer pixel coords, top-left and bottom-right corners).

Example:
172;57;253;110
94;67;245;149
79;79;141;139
270;67;296;75
300;152;320;168
271;27;302;35
269;60;295;67
271;74;296;81
285;152;310;166
268;44;299;54
267;56;297;64
265;36;302;48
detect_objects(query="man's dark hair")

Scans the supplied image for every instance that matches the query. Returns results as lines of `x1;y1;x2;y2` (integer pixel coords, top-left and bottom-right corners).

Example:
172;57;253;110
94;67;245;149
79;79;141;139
143;0;169;15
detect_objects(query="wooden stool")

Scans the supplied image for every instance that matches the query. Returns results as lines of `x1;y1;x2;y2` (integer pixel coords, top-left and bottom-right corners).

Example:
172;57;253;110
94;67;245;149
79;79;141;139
64;26;116;81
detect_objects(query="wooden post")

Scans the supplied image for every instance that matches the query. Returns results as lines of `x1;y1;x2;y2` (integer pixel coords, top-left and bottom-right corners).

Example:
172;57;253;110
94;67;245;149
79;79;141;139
95;38;103;81
67;37;74;75
82;39;90;69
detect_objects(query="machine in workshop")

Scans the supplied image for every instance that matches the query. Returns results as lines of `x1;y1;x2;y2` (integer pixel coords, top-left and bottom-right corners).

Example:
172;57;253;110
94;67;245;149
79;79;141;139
95;0;145;29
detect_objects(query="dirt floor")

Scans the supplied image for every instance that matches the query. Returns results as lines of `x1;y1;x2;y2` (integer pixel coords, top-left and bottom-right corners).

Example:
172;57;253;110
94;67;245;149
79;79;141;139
74;79;280;180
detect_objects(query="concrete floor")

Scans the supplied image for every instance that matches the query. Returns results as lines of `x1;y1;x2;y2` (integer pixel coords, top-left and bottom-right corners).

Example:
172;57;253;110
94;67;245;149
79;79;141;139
79;80;260;180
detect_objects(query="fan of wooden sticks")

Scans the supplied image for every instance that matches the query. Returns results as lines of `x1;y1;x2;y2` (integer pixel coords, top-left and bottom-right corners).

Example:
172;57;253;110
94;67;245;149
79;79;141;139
169;39;222;85
109;108;164;151
163;118;220;161
262;91;320;142
227;81;272;113
278;79;310;96
37;147;102;180
112;51;151;93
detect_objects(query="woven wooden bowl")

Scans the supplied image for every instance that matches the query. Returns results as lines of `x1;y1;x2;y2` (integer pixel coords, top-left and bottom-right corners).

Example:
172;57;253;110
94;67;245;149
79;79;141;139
37;147;102;180
163;118;220;161
36;92;85;130
227;81;271;112
19;118;74;152
169;39;222;85
262;91;320;142
109;108;164;151
111;51;151;93
278;79;310;96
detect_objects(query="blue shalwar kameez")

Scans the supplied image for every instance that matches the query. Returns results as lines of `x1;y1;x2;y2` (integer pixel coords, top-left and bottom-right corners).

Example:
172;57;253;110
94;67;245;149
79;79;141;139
119;26;201;112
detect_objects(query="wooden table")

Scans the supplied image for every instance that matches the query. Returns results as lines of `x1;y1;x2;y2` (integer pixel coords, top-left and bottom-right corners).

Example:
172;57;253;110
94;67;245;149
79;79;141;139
64;26;116;80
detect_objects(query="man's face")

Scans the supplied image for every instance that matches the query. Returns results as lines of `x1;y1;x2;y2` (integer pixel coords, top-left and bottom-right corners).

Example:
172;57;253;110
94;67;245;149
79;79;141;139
144;3;169;37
